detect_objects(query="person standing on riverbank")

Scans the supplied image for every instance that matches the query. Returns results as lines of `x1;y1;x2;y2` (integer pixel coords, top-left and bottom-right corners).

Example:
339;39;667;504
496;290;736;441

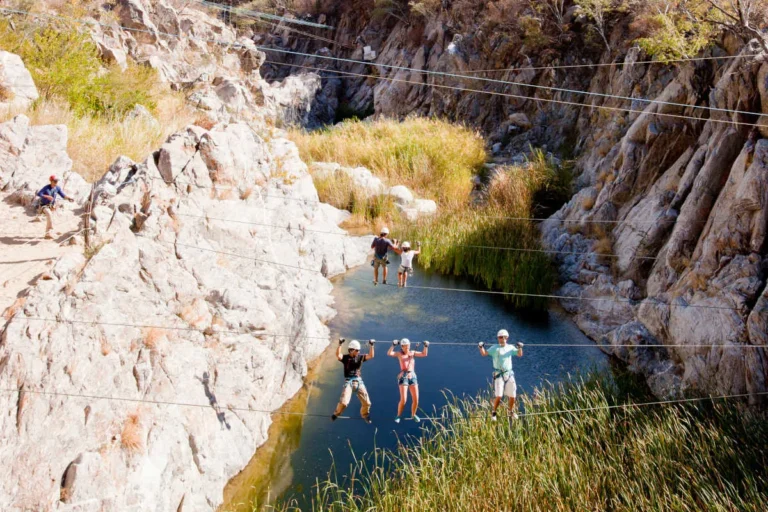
332;338;375;423
371;227;401;285
387;338;429;423
36;175;73;239
479;329;524;420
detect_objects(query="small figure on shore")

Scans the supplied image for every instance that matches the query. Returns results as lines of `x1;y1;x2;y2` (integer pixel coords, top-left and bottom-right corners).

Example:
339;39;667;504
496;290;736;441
371;226;401;286
387;338;429;423
332;338;375;424
36;175;73;239
397;241;421;288
479;329;524;421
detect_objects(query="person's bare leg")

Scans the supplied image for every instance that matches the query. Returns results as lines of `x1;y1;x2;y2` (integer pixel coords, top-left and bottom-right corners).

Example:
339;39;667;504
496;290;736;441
508;396;516;413
403;272;408;288
397;385;407;417
492;396;502;413
44;208;54;238
383;266;388;283
373;265;379;283
410;384;419;417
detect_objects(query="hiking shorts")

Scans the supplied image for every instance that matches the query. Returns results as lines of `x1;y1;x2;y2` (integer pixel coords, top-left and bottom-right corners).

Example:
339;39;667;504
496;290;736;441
373;255;388;270
398;371;418;386
398;265;411;274
493;372;516;398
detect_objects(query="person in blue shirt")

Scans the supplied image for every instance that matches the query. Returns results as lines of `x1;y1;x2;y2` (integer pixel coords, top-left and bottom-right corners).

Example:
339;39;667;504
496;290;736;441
479;329;524;421
370;226;401;285
37;175;73;239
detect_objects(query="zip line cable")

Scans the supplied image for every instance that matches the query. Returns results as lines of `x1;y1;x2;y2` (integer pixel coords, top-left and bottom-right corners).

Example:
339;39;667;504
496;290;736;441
194;0;334;29
7;316;766;350
461;52;766;73
1;386;765;422
258;60;765;128
1;6;766;124
174;211;662;260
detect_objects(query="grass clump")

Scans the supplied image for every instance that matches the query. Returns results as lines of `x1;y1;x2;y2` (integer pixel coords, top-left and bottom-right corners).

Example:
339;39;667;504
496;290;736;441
290;118;487;207
401;149;571;309
298;373;768;512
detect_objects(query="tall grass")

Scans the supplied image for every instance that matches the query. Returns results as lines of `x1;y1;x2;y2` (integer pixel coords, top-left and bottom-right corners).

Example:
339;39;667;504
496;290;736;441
290;118;487;207
401;149;571;309
286;373;768;512
311;171;401;230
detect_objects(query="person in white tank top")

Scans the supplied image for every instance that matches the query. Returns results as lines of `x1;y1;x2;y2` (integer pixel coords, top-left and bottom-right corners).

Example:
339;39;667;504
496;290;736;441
397;241;421;288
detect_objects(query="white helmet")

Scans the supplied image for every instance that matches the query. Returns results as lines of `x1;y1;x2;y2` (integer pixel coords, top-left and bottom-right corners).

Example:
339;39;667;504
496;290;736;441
380;226;390;235
348;340;361;351
497;329;509;338
400;338;410;346
402;241;411;249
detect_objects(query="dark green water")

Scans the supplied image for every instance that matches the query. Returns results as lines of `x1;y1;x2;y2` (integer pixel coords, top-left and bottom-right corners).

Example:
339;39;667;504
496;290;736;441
224;255;608;510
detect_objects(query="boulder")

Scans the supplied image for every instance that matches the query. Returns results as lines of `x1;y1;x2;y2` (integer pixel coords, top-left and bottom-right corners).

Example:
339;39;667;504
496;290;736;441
0;51;38;111
310;162;385;196
385;185;414;205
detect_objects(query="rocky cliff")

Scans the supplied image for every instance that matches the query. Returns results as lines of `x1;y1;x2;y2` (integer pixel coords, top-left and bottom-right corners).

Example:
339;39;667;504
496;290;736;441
0;2;370;510
257;2;768;399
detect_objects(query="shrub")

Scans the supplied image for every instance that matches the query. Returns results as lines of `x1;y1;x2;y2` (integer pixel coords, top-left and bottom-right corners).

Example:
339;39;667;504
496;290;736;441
120;412;144;453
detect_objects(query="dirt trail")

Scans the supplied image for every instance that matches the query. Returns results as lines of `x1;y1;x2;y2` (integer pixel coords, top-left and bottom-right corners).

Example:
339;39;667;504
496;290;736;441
0;196;83;317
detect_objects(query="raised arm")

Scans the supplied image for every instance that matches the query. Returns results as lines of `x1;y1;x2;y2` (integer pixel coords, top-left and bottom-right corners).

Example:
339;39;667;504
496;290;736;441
364;339;375;361
388;340;400;357
415;340;429;357
517;342;524;357
478;341;488;357
336;338;345;361
390;240;403;255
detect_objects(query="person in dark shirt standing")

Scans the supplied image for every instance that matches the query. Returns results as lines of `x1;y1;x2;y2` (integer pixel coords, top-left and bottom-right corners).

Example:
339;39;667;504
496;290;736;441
371;226;401;285
36;175;73;239
331;338;375;423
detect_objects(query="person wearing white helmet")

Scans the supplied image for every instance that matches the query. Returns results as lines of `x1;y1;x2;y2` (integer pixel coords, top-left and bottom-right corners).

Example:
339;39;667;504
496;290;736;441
387;338;429;423
397;241;421;288
479;329;524;420
331;338;375;423
371;226;402;286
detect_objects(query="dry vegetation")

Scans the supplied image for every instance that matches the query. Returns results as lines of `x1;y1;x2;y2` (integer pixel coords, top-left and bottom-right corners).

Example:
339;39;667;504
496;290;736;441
120;412;144;453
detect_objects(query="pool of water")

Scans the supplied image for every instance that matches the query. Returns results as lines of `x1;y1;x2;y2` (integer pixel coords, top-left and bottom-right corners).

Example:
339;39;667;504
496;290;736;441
223;255;608;510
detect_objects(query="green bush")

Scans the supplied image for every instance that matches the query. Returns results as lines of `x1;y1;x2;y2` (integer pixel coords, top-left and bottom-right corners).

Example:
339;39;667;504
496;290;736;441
0;21;157;117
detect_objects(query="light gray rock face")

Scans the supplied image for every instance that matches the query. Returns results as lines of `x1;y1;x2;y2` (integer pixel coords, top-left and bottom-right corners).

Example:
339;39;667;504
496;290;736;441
310;162;385;196
541;47;768;401
0;115;90;205
0;51;39;111
0;119;370;511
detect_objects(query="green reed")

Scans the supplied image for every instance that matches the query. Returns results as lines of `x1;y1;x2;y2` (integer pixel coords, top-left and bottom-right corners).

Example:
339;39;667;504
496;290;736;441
274;373;768;512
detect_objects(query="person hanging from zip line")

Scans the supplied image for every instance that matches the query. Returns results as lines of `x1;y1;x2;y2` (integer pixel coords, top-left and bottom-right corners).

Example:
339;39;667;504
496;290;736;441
371;226;402;286
397;241;421;288
387;338;429;423
36;175;74;239
331;338;375;424
479;329;524;421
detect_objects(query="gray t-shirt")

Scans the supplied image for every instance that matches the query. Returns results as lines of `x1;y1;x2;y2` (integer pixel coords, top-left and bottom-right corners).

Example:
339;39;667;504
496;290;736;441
372;237;394;258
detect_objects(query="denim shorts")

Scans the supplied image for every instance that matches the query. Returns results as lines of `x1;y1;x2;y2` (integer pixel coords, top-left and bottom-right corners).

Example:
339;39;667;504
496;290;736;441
398;371;418;386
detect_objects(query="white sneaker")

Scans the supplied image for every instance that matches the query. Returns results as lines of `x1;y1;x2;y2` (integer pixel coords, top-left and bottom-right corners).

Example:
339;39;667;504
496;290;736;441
491;412;497;422
511;412;519;420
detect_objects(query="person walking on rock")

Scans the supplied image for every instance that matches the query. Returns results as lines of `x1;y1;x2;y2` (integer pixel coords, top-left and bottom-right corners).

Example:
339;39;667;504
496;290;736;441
479;329;524;420
388;338;429;423
36;175;73;239
371;226;401;285
332;338;375;423
397;241;421;288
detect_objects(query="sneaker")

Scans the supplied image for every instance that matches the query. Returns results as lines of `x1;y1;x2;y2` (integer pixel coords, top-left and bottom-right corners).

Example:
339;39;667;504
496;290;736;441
382;280;387;285
412;415;421;423
44;233;54;240
331;414;338;422
363;415;373;424
491;412;498;422
510;412;519;420
394;416;401;424
373;281;378;286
